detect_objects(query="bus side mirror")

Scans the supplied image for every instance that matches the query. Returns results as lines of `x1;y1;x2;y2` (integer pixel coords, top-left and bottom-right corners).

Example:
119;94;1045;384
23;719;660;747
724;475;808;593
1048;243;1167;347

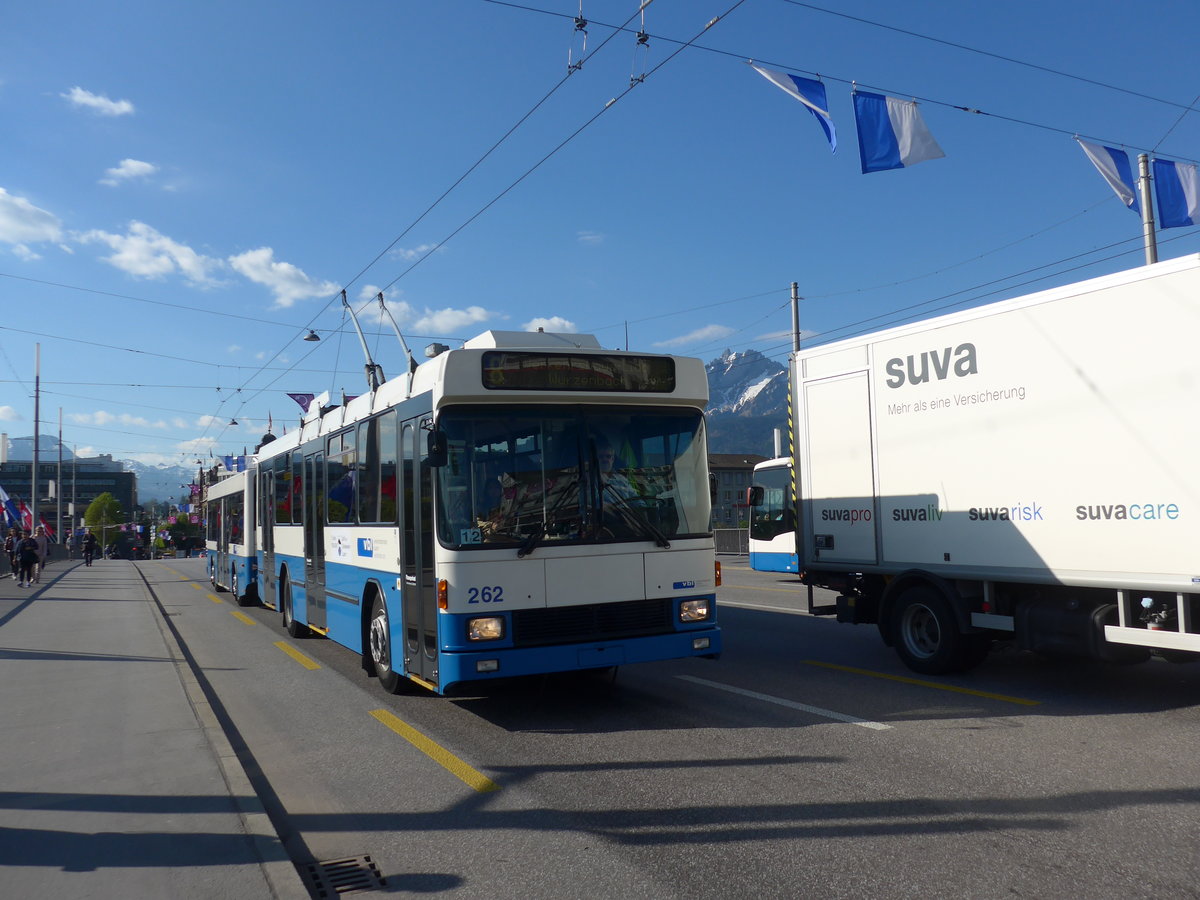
427;430;448;467
709;473;718;504
746;485;764;507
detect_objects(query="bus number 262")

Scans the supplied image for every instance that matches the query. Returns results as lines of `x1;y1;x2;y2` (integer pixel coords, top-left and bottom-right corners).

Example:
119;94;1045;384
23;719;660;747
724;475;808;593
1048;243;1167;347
467;586;505;604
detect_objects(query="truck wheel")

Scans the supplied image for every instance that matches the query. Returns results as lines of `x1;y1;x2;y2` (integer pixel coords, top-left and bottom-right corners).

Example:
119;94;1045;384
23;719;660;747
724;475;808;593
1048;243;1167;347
368;593;404;694
891;586;985;675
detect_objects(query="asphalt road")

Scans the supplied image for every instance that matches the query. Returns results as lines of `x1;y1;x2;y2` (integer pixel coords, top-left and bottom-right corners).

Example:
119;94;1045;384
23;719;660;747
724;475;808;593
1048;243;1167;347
145;557;1200;899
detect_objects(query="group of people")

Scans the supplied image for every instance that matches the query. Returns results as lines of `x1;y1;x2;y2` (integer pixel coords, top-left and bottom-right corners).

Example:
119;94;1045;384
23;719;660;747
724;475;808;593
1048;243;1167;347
3;525;50;588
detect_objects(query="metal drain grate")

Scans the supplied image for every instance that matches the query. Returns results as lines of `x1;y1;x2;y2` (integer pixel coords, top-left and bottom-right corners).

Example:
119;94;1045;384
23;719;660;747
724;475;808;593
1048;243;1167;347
300;855;386;897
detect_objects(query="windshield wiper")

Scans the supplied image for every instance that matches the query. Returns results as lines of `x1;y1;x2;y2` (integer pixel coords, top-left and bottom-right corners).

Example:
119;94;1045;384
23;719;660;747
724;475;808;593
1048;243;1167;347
517;472;581;558
602;485;671;548
517;522;546;558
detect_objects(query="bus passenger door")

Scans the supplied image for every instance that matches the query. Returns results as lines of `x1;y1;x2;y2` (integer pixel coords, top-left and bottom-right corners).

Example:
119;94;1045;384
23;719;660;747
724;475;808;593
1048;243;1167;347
304;452;328;630
401;418;437;685
259;468;275;607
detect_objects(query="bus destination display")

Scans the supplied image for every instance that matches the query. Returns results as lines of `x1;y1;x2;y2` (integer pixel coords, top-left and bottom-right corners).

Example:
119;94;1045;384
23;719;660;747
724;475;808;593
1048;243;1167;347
482;352;675;393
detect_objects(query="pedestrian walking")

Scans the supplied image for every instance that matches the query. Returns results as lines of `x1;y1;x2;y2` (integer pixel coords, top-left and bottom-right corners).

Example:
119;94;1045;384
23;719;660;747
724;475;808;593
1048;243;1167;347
4;527;18;579
16;529;38;588
83;529;98;567
32;525;49;583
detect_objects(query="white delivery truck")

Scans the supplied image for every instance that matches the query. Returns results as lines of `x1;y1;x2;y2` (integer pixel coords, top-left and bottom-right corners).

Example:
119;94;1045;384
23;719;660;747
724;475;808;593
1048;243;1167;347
761;254;1200;674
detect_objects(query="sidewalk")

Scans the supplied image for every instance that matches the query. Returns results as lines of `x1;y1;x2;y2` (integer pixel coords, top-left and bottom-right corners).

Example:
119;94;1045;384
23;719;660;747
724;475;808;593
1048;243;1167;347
0;557;307;899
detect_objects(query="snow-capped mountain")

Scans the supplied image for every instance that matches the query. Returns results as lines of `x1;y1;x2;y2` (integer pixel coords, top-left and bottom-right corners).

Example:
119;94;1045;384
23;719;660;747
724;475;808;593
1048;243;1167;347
122;460;200;504
704;349;788;456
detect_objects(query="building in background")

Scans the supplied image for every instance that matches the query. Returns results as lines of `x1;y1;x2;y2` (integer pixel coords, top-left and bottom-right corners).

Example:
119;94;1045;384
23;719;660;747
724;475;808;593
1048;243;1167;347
708;453;769;528
0;435;137;535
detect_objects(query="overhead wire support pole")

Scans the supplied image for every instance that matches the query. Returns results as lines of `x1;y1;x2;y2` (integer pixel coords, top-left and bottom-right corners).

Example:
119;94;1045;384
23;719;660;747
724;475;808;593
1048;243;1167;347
1138;153;1158;265
340;290;385;393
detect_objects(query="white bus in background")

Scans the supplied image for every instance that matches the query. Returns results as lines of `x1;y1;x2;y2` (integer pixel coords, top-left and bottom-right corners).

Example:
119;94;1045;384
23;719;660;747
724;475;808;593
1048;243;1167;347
204;468;257;606
748;457;798;575
243;329;722;695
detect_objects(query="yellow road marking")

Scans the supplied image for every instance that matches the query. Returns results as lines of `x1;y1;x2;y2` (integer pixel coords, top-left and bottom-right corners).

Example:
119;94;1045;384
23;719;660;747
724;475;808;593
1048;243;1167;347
229;610;256;626
207;593;224;604
369;709;499;793
190;583;203;590
274;641;321;670
804;660;1040;706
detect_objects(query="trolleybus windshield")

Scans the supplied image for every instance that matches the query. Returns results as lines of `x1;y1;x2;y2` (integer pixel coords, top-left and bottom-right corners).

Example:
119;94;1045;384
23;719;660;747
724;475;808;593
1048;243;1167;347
436;406;709;549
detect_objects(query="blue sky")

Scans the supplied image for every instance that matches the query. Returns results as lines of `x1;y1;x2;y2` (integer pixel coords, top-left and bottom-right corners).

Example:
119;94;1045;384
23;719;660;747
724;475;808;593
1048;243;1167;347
1;0;1197;467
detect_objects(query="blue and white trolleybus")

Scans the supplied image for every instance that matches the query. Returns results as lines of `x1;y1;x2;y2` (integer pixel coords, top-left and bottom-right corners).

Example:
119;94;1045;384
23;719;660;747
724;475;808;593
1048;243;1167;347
211;329;723;694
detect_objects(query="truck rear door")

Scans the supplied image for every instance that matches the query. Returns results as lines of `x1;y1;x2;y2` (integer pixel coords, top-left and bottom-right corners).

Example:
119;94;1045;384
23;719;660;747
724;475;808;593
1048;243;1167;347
802;372;879;566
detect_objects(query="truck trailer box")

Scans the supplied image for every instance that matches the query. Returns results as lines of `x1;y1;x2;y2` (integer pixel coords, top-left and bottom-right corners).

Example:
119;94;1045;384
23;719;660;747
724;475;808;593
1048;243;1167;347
792;254;1200;666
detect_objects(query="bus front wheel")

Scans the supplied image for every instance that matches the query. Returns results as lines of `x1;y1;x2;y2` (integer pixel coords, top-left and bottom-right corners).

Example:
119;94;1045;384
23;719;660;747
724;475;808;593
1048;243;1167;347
369;594;404;694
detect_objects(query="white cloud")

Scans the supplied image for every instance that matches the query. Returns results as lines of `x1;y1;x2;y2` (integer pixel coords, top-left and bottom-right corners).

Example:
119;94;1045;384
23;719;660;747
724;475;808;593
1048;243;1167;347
412;305;491;334
196;415;222;428
100;158;158;186
0;187;63;259
171;418;189;429
176;437;219;457
577;230;605;245
523;316;577;333
75;221;221;285
0;405;19;421
227;344;242;353
390;243;440;262
228;247;339;309
69;410;165;428
652;324;736;349
62;86;134;116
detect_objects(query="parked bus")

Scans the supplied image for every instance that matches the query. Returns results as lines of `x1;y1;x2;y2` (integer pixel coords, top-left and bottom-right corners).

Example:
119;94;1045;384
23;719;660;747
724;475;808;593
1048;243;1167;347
747;457;798;574
208;329;722;694
204;468;258;606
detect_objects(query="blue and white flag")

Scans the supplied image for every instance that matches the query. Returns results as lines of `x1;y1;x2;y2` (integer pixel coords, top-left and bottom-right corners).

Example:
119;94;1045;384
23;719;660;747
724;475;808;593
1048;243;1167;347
0;484;20;528
1076;138;1138;212
1153;158;1200;228
852;90;944;174
750;63;836;153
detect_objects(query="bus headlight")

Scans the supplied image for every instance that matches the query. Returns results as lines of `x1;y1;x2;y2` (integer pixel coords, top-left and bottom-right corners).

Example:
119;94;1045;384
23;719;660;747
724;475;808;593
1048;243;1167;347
679;599;711;622
467;616;505;641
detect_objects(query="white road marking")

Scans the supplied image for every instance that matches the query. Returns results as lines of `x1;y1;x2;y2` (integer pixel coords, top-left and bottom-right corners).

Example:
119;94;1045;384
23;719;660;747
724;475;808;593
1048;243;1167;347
677;675;891;730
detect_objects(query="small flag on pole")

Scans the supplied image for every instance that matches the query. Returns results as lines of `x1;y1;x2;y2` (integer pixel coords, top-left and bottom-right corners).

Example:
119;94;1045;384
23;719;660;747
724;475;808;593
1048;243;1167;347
1076;138;1138;211
852;90;944;174
287;392;315;413
1152;158;1200;228
750;63;837;152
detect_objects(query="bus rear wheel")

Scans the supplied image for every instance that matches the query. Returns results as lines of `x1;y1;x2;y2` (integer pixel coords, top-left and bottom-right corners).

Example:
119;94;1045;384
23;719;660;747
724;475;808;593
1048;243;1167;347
281;580;308;638
233;570;252;607
369;593;404;694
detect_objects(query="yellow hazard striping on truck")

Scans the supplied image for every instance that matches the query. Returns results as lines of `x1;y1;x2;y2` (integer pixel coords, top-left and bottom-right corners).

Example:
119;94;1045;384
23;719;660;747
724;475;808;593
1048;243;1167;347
274;641;321;670
369;709;499;793
804;660;1040;706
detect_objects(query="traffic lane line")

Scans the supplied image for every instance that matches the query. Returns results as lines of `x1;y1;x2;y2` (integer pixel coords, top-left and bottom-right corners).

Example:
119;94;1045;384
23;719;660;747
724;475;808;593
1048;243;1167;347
717;598;808;615
369;709;500;793
229;609;256;626
676;675;891;730
208;593;224;604
274;640;321;670
804;660;1040;707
